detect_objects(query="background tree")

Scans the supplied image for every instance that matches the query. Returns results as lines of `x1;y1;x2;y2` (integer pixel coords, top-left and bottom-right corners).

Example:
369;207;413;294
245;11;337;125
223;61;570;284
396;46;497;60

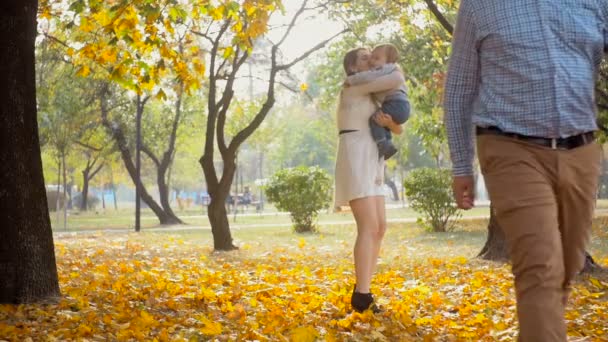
0;0;60;303
195;0;346;250
40;0;207;227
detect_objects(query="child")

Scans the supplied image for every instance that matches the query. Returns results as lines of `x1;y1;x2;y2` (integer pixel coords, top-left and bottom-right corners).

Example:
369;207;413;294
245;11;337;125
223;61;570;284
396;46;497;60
345;44;410;160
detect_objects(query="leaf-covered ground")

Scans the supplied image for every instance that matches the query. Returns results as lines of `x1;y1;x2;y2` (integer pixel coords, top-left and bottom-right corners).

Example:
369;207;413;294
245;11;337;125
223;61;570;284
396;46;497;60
1;221;607;341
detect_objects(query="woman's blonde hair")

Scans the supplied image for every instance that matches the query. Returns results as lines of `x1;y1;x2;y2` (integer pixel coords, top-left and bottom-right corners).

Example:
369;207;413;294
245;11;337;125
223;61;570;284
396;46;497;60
373;44;400;64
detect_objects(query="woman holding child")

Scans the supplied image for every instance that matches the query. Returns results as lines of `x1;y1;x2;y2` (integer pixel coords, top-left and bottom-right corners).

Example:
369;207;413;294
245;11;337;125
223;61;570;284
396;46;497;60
334;45;410;312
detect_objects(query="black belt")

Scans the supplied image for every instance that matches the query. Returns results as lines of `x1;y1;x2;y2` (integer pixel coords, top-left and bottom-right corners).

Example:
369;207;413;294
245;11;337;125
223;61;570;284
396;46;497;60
476;126;595;150
339;129;358;135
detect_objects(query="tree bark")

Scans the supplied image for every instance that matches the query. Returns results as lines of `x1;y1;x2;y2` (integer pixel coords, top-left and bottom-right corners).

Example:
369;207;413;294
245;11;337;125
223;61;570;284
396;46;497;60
55;157;61;218
385;178;400;201
200;155;238;251
207;193;237;251
0;0;61;303
477;208;509;261
81;169;89;211
478;208;601;274
110;166;118;210
99;86;180;225
135;95;143;232
80;158;102;211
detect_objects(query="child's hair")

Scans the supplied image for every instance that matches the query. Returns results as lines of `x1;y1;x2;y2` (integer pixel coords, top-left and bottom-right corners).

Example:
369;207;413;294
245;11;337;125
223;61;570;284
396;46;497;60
373;44;399;64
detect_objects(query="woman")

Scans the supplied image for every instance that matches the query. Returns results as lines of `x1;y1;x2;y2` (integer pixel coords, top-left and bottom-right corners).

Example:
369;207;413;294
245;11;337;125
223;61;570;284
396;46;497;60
334;48;405;312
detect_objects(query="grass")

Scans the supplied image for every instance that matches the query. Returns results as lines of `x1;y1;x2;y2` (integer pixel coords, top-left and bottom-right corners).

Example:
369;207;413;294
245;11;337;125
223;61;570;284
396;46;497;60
51;204;494;232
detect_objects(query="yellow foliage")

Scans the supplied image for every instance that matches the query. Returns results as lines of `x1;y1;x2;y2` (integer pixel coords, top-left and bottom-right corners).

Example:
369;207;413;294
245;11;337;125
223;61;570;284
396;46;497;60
76;65;91;77
290;325;318;342
1;234;605;341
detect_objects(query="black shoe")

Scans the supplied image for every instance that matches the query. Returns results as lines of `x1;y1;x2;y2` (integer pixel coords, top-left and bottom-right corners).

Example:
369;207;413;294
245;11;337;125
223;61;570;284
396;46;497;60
378;141;398;160
351;286;382;313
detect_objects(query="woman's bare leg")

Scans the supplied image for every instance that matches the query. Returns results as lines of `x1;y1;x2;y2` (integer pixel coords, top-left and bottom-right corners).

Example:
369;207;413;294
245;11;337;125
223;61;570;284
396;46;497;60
350;196;381;293
370;196;387;279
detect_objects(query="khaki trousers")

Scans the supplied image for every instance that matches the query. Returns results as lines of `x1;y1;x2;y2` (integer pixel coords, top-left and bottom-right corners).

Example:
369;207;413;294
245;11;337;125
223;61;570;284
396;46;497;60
477;134;601;342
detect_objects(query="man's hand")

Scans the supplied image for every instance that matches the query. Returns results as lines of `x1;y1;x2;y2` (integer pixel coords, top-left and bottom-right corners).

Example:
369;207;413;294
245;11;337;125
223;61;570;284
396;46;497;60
452;175;475;210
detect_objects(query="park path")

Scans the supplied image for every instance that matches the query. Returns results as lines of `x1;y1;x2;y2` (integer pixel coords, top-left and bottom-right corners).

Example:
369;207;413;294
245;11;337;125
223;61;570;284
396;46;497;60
54;208;608;237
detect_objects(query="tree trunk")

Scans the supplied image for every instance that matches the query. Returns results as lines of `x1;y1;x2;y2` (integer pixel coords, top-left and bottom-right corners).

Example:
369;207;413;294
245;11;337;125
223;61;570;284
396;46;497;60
81;168;90;211
80;158;102;211
200;155;238;251
385;178;399;201
158;167;182;224
0;0;61;303
479;207;601;274
101;186;105;209
55;158;61;219
112;184;118;210
208;196;237;251
110;167;118;210
99;89;180;225
62;152;67;230
477;208;509;261
135;95;143;232
582;252;602;273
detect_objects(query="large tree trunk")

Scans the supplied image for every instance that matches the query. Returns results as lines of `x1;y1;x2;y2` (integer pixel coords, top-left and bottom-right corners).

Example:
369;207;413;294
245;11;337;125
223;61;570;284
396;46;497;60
200;155;238;251
99;88;180;225
208;197;237;251
479;207;601;273
0;0;61;303
477;208;509;261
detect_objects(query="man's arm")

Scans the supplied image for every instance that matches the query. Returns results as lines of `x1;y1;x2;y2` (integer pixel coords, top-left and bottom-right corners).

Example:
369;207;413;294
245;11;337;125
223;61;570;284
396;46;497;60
346;64;398;86
444;0;479;177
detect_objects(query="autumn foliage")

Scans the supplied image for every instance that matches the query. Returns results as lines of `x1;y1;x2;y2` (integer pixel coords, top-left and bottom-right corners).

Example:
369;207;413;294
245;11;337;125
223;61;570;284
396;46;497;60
1;225;606;341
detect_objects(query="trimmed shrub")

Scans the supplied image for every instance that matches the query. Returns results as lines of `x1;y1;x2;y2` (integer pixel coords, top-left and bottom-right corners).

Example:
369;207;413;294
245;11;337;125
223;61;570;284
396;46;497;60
265;166;332;233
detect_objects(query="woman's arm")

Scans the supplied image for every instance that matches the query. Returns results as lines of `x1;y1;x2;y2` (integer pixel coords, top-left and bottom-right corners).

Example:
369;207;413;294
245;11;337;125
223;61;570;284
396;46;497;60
346;64;397;86
347;70;405;95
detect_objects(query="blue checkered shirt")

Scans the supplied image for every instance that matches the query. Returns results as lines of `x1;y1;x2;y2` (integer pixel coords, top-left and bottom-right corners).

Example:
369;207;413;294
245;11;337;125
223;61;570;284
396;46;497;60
444;0;608;176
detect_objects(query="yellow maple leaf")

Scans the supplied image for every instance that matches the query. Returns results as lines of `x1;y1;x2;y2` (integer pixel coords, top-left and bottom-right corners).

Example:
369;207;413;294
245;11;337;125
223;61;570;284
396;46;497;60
290;326;317;342
76;65;91;77
198;316;222;335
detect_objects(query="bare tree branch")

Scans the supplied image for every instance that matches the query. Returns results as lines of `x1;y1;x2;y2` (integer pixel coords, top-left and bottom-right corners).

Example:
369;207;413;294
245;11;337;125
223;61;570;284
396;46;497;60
89;162;104;180
42;33;70;48
277;29;349;71
424;0;454;35
141;144;161;168
201;20;232;189
74;140;103;152
217;48;250;155
275;0;309;48
191;29;215;45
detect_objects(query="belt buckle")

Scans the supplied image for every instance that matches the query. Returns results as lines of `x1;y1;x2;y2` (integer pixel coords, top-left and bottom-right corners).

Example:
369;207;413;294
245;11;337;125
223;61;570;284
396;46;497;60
551;138;557;149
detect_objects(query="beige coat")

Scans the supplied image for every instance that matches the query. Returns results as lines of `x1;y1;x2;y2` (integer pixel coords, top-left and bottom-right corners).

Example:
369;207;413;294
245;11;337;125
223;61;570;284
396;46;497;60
334;70;405;209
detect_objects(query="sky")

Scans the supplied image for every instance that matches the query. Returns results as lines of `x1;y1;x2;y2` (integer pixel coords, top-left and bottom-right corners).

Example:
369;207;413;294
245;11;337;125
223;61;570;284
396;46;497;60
232;0;346;99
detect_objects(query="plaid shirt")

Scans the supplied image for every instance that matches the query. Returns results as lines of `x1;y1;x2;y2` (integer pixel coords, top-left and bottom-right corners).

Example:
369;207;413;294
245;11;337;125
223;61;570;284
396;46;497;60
444;0;608;176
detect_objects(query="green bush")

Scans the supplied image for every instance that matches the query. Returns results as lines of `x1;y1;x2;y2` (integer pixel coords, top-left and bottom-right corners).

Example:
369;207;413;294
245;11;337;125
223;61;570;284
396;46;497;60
265;166;332;233
403;167;461;232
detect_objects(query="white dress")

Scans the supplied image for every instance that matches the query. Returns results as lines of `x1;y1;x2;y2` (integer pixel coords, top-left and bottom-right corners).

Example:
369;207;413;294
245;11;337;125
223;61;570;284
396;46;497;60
333;71;405;209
